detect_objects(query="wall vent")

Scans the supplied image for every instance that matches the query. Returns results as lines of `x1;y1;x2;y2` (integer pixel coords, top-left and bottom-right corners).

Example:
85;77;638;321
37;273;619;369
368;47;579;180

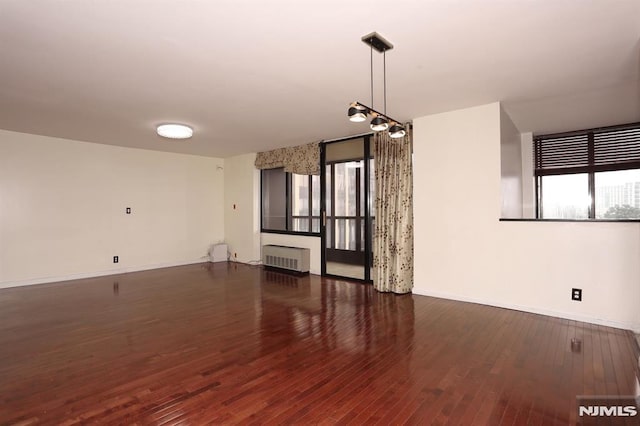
262;245;310;273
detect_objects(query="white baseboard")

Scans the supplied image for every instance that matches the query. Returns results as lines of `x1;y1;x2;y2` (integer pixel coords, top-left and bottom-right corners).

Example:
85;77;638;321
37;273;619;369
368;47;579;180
3;268;638;333
413;288;640;334
0;259;206;289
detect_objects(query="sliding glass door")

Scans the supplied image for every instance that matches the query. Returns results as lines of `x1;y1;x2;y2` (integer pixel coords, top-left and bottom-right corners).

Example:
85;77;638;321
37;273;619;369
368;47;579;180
321;136;374;281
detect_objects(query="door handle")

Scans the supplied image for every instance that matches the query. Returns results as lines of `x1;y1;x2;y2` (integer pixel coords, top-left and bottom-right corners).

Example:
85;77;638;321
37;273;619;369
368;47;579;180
322;211;326;227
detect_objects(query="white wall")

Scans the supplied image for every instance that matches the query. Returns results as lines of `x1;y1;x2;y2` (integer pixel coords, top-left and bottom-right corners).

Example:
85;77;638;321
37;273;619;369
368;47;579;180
224;153;261;264
0;129;225;287
223;155;322;274
500;106;523;218
260;233;321;275
413;103;640;332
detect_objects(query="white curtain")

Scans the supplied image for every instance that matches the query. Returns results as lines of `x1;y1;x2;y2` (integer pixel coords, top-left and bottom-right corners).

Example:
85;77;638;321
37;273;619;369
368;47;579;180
373;131;413;294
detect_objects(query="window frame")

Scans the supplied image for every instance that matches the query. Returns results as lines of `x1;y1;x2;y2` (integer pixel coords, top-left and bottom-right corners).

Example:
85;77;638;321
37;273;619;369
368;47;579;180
260;168;321;236
535;122;640;220
324;158;367;254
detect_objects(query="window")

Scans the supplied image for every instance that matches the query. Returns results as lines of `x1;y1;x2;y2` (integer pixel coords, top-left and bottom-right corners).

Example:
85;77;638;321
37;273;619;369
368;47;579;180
261;168;286;230
535;123;640;219
595;169;640;218
328;161;363;251
261;168;320;234
540;174;589;219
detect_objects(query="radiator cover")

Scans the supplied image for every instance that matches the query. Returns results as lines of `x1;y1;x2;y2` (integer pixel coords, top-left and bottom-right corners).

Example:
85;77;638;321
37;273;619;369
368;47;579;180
262;245;310;273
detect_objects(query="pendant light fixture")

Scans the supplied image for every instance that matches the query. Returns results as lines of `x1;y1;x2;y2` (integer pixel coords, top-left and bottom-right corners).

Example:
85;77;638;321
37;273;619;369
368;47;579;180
348;105;367;122
348;32;406;139
389;123;406;138
370;116;389;131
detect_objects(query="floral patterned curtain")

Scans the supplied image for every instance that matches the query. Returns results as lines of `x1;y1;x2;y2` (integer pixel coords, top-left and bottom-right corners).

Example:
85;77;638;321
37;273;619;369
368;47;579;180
373;131;414;294
254;142;320;175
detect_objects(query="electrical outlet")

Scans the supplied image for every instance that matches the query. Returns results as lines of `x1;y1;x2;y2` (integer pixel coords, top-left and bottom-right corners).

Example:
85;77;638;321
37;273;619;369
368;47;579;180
113;256;119;263
571;288;582;301
126;207;131;214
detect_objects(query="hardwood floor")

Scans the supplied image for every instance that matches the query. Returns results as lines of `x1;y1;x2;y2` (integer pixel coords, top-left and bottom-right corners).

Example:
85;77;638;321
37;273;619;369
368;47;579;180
0;263;638;425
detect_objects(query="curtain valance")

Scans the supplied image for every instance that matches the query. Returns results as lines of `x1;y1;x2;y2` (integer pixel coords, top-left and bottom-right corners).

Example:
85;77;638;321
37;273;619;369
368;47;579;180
255;142;320;175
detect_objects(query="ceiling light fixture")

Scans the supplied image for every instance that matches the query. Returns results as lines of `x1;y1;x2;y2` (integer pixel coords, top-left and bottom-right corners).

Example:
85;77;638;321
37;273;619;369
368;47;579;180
348;32;406;139
156;123;193;139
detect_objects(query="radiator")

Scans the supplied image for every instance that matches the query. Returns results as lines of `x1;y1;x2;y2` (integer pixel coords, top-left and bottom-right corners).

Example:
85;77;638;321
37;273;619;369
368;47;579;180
262;245;310;273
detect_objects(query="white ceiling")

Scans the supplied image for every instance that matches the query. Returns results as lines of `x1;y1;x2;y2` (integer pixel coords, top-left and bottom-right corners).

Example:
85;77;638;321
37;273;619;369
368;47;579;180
0;1;639;158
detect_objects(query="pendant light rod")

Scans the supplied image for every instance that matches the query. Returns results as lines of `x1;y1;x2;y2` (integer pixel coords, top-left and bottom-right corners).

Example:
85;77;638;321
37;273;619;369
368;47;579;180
383;49;387;115
370;44;374;108
350;101;402;126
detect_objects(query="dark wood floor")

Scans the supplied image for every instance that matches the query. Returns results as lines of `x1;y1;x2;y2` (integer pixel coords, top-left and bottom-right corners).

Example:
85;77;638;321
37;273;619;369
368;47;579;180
0;263;638;425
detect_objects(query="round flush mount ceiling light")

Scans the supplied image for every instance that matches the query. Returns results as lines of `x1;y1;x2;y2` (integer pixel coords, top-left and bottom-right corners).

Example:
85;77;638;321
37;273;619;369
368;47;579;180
156;123;193;139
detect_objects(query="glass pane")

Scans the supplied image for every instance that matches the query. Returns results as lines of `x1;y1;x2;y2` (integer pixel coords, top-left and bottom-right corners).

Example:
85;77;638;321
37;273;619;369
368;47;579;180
349;219;356;250
288;174;319;233
333;163;346;216
359;162;365;214
261;168;286;230
325;164;331;216
311;175;320;217
333;218;357;250
312;218;320;233
333;162;359;217
291;217;309;232
291;174;309;216
334;218;345;249
541;174;589;219
595;169;640;219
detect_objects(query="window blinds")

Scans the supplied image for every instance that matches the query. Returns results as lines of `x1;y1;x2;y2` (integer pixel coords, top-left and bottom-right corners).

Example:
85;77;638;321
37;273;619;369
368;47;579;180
534;123;640;176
